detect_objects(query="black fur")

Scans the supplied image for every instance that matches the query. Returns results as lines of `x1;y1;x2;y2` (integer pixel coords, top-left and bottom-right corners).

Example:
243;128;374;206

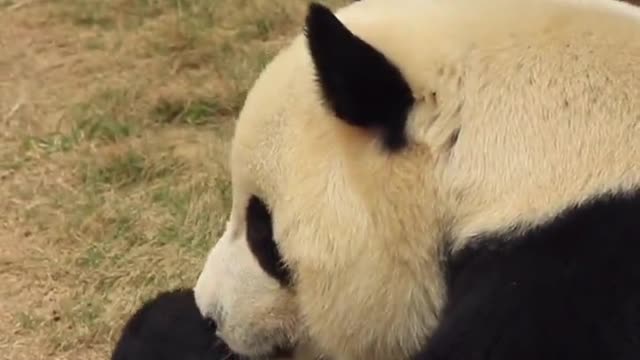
111;288;239;360
304;3;415;151
414;190;640;360
246;195;293;287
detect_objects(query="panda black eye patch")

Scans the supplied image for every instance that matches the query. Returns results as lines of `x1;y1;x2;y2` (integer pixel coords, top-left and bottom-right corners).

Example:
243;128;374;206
245;195;293;287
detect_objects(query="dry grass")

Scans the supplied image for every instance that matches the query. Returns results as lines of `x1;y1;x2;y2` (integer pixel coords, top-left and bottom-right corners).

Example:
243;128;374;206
0;1;349;359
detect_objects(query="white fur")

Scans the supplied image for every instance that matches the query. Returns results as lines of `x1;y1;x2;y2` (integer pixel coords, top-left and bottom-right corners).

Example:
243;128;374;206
195;0;640;359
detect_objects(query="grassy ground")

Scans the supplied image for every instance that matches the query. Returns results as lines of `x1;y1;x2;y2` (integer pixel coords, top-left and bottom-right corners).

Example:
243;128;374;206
0;1;348;359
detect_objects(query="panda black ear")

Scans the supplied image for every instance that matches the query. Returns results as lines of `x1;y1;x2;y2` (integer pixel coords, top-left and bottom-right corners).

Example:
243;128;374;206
304;3;414;151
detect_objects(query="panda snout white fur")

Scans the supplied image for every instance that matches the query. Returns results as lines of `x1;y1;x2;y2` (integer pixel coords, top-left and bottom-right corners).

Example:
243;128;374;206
193;199;301;357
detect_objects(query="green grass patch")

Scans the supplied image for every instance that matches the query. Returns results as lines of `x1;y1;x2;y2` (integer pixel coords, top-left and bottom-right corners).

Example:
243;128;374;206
71;88;142;143
151;97;234;126
15;311;47;332
81;150;185;190
53;0;181;30
83;35;107;51
21;88;142;155
22;133;78;154
55;0;116;29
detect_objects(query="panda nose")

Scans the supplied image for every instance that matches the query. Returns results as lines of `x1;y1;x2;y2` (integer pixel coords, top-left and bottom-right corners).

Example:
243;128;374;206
204;311;226;336
199;304;224;330
206;317;217;331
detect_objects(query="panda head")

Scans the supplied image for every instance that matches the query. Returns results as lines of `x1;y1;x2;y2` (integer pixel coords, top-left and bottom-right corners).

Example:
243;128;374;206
194;0;640;358
193;1;454;357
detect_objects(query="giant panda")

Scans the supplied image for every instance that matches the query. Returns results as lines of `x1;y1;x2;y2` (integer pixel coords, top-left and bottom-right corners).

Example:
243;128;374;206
193;0;640;359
